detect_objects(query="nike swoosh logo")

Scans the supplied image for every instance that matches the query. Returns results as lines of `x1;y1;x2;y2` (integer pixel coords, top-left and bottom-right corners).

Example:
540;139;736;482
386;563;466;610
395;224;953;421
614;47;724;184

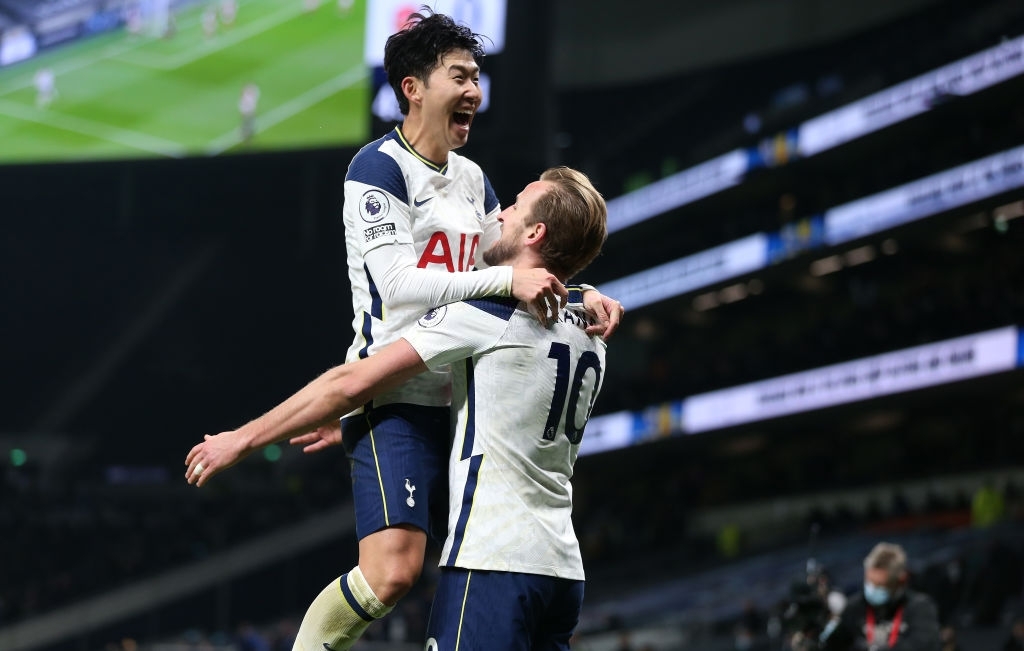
413;196;434;207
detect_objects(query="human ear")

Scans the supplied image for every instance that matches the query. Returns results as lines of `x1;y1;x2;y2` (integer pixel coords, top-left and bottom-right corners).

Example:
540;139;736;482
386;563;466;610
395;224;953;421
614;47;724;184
402;77;421;106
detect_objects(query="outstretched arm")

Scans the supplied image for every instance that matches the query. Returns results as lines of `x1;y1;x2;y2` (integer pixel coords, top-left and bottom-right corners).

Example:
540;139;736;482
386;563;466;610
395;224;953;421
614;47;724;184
184;340;427;487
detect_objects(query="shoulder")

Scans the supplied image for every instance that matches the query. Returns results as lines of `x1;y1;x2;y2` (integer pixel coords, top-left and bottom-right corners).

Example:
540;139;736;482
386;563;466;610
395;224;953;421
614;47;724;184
447;149;478;174
413;298;519;334
461;296;520;322
405;298;516;366
449;152;499;213
346;132;408;202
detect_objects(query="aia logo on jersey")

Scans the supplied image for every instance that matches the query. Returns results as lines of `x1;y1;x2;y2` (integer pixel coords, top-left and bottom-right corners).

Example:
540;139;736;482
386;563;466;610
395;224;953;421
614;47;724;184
417;305;447;328
359;190;390;223
417;232;479;271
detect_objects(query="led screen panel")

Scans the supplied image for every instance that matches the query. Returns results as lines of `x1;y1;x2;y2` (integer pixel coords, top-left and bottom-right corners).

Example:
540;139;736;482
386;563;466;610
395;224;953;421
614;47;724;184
0;0;369;163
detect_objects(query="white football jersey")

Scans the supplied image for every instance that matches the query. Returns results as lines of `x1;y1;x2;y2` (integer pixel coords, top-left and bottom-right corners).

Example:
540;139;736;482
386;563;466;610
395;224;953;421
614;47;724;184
342;128;503;410
404;298;607;580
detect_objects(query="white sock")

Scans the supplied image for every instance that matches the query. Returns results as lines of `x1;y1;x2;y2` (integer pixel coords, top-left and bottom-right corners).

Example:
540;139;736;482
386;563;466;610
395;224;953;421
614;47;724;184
293;566;393;651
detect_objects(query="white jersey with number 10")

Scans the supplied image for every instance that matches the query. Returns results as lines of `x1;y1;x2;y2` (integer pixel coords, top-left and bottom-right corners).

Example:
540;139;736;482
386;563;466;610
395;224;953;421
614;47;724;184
404;297;606;580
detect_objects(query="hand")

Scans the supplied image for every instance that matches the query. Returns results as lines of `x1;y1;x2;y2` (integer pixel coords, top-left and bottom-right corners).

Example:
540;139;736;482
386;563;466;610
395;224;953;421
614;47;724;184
185;431;249;487
511;267;568;327
582;290;625;340
289;420;343;454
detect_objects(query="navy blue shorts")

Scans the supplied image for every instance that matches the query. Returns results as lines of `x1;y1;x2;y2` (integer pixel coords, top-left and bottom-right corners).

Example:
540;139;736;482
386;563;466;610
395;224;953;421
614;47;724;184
342;403;450;542
424;568;584;651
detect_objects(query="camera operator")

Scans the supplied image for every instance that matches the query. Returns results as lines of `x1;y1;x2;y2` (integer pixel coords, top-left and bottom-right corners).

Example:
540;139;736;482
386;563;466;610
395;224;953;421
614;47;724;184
821;542;940;650
782;560;847;651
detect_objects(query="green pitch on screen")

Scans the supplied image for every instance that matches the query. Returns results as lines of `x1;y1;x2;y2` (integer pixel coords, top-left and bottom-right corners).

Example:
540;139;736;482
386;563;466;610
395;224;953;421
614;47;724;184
0;0;369;164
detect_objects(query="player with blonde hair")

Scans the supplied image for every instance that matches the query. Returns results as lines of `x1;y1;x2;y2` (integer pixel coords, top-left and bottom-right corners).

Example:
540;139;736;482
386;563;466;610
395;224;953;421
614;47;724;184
187;166;610;649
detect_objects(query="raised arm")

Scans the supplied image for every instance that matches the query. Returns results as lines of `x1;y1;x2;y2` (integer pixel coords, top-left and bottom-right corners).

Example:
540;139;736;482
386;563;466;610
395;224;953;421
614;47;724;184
347;152;566;321
363;242;512;306
184;340;427;487
366;246;567;325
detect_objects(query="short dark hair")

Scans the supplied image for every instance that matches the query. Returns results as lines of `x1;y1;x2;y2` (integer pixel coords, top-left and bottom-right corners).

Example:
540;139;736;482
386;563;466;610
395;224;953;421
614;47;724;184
383;9;485;115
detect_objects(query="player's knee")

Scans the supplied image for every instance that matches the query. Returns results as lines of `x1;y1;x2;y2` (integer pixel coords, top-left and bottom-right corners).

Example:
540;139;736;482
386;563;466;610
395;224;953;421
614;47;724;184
374;558;422;604
359;526;427;604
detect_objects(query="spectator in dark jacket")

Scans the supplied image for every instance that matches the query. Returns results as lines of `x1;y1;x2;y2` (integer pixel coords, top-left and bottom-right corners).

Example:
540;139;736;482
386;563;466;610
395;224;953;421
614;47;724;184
821;542;940;650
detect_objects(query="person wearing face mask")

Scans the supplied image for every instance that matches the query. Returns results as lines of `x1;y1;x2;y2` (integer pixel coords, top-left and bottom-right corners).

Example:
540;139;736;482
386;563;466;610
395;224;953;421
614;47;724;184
820;542;940;650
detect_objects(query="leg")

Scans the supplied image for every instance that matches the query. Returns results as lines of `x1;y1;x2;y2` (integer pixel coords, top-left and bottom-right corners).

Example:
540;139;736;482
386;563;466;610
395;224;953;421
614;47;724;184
425;569;581;651
293;567;390;651
295;405;449;651
357;523;427;605
533;579;584;651
292;526;426;651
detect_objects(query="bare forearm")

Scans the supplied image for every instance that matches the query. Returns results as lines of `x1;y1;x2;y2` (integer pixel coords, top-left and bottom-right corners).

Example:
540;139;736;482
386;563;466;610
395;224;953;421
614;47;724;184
186;341;428;487
233;342;429;451
234;367;366;452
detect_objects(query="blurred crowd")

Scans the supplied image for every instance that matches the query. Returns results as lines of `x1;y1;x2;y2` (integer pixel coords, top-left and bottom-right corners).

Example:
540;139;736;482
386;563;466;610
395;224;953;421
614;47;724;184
84;478;1024;651
3;2;1023;650
0;455;344;625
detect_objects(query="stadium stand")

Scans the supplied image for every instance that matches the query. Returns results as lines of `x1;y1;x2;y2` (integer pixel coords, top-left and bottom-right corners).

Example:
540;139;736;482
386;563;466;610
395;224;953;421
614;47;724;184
1;0;1023;649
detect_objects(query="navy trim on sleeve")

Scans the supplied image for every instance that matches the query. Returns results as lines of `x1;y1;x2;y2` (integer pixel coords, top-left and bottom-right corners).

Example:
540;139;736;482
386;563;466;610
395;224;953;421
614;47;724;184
447;452;482;566
482;173;499;214
357;312;374;360
345;134;409;204
364;264;383;319
465;296;519;321
461;359;476;461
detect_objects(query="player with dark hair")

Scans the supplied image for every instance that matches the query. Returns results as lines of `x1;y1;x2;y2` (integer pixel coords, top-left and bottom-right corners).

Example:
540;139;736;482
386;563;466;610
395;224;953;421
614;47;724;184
187;166;610;650
305;11;620;648
190;10;620;650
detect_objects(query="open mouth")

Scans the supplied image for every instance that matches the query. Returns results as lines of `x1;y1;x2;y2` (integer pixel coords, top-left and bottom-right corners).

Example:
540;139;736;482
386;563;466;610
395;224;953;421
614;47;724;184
453;111;473;127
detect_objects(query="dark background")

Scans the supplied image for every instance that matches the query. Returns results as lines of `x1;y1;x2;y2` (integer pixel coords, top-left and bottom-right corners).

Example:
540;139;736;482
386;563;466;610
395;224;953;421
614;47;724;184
2;0;1024;649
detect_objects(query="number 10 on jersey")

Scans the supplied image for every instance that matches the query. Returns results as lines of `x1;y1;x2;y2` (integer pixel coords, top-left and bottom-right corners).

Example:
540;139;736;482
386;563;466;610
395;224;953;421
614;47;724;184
542;342;603;444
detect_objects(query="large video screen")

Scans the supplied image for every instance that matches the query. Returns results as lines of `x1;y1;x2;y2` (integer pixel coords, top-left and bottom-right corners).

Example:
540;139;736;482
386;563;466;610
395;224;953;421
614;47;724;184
0;0;369;164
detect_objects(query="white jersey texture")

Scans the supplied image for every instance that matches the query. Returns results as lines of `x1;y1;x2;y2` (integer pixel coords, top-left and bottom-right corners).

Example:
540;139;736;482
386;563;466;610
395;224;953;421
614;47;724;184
404;297;607;580
343;127;506;411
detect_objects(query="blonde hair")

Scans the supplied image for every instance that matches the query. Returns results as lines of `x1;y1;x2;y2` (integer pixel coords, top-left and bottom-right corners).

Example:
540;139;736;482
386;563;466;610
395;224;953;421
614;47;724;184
527;166;608;280
864;542;907;582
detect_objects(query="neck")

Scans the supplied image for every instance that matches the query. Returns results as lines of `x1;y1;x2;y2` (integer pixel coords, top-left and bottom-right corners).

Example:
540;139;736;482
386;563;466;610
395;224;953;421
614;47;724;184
513;255;565;283
399;116;447;166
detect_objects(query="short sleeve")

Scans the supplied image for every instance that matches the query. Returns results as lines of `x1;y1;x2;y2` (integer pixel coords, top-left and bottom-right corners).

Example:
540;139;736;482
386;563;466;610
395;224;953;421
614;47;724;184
403;299;516;370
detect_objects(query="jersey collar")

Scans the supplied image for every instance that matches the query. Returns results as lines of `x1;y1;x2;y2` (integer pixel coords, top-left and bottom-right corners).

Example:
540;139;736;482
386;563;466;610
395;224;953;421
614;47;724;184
393;127;449;174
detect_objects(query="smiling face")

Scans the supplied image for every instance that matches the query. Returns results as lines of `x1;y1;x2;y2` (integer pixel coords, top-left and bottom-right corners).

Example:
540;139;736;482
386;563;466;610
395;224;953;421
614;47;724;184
483;180;551;268
412;49;482;159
